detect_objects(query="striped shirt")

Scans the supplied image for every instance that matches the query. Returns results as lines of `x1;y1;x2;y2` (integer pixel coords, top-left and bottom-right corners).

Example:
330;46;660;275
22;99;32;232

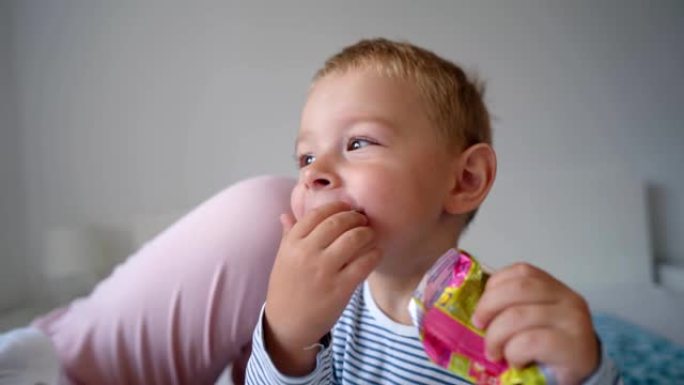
247;282;621;385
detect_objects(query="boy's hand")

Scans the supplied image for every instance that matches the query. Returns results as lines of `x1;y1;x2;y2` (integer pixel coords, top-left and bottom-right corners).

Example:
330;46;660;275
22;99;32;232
472;263;599;385
263;201;382;375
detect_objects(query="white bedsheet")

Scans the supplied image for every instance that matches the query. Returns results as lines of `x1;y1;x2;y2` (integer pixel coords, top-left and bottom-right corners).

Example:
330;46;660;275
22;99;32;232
0;327;60;385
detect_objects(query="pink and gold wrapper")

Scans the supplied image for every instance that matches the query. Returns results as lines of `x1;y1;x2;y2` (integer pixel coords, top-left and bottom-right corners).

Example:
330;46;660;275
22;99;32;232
408;249;555;385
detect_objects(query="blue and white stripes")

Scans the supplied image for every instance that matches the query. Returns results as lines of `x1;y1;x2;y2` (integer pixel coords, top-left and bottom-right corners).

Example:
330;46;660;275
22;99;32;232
330;287;470;385
246;283;469;385
246;282;621;385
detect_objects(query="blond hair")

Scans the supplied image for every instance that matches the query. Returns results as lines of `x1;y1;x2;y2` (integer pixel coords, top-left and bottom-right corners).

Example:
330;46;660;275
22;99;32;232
314;38;492;224
314;38;492;152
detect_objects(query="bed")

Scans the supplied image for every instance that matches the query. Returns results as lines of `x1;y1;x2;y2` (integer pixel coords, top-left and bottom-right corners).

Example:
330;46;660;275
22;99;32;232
2;166;683;384
460;164;684;384
593;312;684;384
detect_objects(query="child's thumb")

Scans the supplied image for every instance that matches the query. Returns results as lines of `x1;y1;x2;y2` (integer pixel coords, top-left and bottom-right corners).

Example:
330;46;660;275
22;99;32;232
279;212;296;235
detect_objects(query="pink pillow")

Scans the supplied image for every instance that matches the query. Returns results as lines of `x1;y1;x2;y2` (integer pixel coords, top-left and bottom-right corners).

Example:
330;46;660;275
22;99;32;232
33;175;295;385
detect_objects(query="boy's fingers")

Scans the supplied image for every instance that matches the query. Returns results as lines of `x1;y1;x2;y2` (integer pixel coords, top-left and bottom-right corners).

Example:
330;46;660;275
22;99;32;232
324;226;375;270
290;201;351;238
340;248;383;287
484;304;558;362
502;327;567;369
307;210;368;249
472;277;560;329
484;262;552;291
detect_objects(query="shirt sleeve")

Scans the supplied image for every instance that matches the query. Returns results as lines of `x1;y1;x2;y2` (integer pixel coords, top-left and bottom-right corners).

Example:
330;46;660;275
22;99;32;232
580;339;622;385
246;305;334;385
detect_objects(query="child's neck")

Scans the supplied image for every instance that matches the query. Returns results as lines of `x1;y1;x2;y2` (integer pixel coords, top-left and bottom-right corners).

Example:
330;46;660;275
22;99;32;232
367;244;457;325
367;213;463;325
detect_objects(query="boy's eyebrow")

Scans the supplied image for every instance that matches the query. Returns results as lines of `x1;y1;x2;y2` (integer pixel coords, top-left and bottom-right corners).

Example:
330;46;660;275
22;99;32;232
345;115;396;131
295;115;396;151
294;131;311;152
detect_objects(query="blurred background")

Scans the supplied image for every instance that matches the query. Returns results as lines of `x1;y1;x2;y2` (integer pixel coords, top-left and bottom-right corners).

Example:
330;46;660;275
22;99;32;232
1;0;682;344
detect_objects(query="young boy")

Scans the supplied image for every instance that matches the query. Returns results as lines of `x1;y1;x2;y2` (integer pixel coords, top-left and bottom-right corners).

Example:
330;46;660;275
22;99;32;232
247;38;620;385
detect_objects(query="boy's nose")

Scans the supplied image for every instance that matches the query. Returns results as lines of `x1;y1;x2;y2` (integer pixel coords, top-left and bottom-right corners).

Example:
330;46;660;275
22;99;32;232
303;160;340;190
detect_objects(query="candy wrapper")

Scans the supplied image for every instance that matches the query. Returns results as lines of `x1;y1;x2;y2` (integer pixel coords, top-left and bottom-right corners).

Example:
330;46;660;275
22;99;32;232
408;249;556;385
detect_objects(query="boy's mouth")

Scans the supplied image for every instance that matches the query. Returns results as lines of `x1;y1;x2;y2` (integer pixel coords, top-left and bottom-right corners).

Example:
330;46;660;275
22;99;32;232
306;194;362;215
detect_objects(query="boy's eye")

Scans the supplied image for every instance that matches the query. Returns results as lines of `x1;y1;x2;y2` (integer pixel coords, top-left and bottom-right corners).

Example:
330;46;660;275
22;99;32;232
298;154;315;168
347;138;374;151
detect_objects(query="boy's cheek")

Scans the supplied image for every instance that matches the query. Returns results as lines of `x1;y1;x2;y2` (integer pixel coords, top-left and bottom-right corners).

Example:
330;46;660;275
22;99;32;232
290;185;306;221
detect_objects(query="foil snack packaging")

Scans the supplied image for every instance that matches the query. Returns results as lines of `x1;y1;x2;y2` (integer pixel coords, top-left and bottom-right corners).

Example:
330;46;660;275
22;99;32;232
408;249;555;385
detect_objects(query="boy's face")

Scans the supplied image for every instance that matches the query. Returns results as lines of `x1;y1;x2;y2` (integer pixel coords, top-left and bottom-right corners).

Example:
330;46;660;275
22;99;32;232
291;68;459;260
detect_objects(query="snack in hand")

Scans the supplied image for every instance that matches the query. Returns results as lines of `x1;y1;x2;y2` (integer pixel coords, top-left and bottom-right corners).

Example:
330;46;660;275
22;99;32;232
408;249;556;385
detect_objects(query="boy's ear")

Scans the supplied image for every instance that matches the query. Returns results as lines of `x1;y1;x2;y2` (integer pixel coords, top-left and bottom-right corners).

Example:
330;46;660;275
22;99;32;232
444;143;497;215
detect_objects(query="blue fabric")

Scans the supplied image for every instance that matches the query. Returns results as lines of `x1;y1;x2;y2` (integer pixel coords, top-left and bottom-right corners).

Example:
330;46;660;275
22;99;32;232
593;313;684;385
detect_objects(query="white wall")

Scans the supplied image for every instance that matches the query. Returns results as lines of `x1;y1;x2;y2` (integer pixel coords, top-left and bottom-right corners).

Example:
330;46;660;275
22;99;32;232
6;1;684;303
0;0;27;310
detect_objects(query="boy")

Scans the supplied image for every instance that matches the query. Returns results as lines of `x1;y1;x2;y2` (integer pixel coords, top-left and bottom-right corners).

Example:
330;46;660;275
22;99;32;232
247;38;620;385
